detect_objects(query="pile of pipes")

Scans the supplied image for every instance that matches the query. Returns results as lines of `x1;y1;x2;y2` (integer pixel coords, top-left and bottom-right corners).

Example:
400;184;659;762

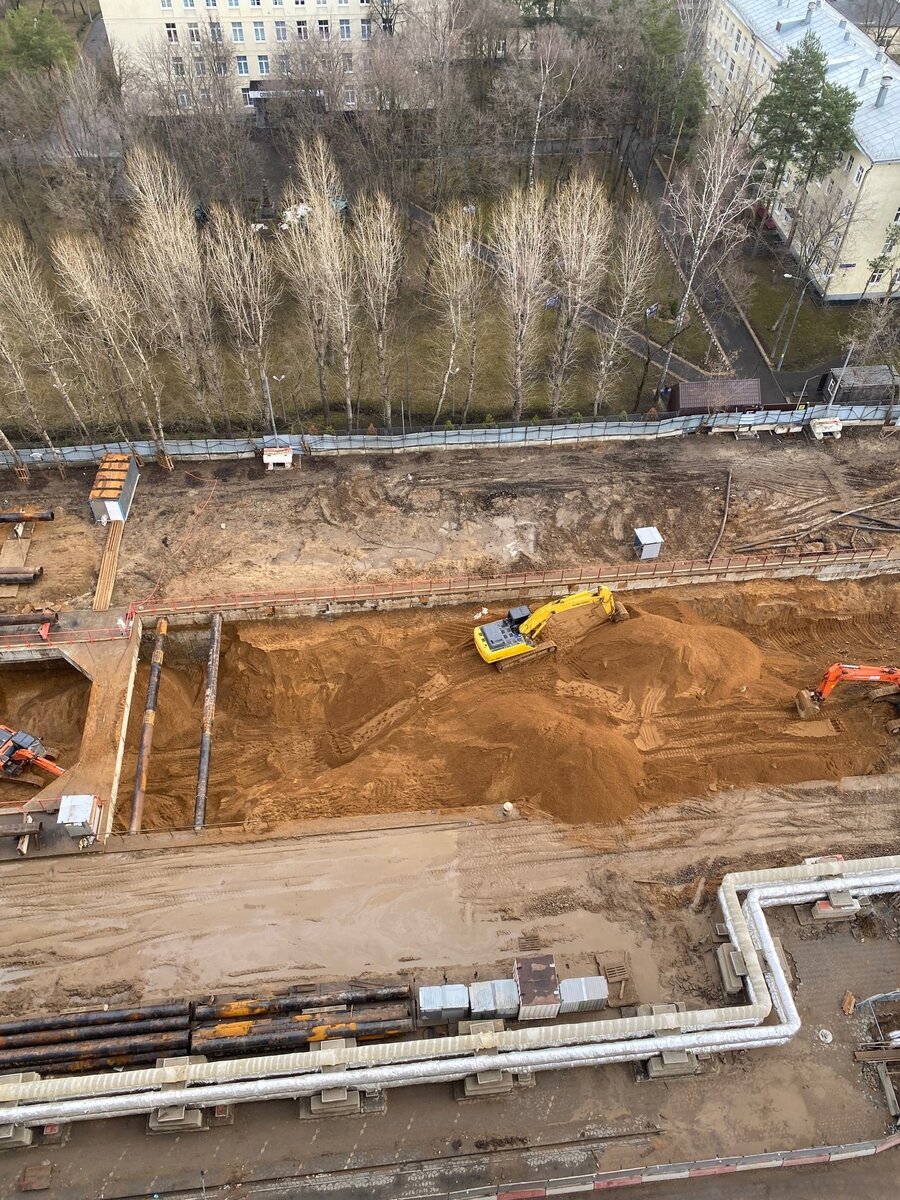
0;985;414;1076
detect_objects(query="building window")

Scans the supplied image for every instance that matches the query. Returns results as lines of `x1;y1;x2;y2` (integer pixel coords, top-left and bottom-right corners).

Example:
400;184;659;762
161;0;173;9
210;21;221;40
228;0;238;7
241;86;252;105
342;51;352;71
275;19;286;39
253;19;265;39
251;0;261;5
177;89;190;106
339;17;350;38
338;0;348;5
344;86;356;105
297;18;307;36
360;17;370;37
231;20;243;40
316;0;326;5
869;269;885;285
236;53;248;73
165;22;178;40
205;0;216;8
318;18;329;36
854;164;864;185
183;0;194;7
188;22;200;41
844;153;854;174
258;53;269;73
734;32;740;51
727;57;735;80
842;198;853;217
894;206;900;223
173;56;185;74
194;56;206;72
215;57;227;73
826;178;834;195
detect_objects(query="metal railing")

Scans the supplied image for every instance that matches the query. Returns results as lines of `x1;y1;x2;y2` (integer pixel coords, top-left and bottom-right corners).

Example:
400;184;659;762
0;403;895;468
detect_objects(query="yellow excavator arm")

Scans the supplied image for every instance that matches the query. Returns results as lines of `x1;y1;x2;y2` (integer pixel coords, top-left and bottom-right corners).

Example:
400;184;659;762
519;586;618;639
474;586;627;670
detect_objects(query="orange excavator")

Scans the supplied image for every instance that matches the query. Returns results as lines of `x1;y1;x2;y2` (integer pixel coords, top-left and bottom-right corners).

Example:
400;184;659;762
0;726;64;780
795;664;900;720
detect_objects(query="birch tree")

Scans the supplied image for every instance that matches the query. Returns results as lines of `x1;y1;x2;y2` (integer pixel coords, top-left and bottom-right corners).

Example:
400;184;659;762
547;174;612;418
525;28;583;190
0;330;67;476
428;202;487;426
204;207;280;432
353;192;405;428
492;183;549;421
0;224;90;440
659;116;754;389
592;203;659;416
125;145;229;434
53;234;171;459
276;199;333;425
293;137;356;429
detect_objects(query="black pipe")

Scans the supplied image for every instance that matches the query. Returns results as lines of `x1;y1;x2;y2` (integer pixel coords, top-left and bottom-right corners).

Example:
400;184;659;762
0;511;54;523
129;617;168;835
193;985;410;1023
0;568;43;583
0;1030;188;1070
31;1053;161;1076
0;1016;189;1050
0;612;58;628
193;612;223;832
0;1001;190;1038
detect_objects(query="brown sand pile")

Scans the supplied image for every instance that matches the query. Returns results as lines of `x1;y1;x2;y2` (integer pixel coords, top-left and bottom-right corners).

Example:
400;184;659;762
117;581;896;832
0;664;91;805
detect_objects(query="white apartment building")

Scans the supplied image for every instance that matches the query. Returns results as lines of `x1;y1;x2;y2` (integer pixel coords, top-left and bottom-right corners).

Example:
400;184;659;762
100;0;381;108
705;0;900;299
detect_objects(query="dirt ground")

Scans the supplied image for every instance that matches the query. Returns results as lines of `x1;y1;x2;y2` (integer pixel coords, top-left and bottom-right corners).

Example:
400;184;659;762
104;577;898;832
1;434;899;612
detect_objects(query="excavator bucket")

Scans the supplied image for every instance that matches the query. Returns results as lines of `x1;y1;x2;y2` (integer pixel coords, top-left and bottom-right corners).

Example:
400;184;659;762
612;602;630;623
795;689;821;720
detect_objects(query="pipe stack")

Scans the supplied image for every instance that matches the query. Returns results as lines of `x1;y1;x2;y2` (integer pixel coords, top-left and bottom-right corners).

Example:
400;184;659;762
0;985;413;1075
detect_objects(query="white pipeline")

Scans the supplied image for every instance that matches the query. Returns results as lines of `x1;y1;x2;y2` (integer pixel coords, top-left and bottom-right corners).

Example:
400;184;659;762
0;856;896;1126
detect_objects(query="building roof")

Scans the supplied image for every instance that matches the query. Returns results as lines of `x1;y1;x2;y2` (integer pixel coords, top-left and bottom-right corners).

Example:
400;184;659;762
726;0;900;163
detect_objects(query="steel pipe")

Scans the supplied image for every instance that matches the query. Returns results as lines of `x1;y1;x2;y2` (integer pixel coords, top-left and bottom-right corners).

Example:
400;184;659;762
0;612;58;628
0;1031;188;1071
193;612;223;832
0;511;54;523
0;1002;189;1039
0;1017;189;1050
129;617;168;835
0;568;43;584
193;986;410;1022
194;1017;414;1058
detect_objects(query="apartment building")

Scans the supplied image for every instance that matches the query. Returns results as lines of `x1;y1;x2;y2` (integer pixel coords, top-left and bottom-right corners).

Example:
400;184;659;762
99;0;381;109
705;0;900;299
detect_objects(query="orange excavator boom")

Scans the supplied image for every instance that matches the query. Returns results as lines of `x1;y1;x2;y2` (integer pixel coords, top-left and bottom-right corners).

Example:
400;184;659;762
0;726;65;779
796;663;900;719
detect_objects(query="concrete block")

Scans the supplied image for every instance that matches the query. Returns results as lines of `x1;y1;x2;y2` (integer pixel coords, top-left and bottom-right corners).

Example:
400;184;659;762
148;1055;208;1135
734;1153;784;1170
545;1175;595;1194
689;1159;740;1175
309;1087;362;1117
828;1144;877;1160
646;1049;699;1079
642;1163;691;1180
715;942;746;994
592;1169;643;1187
0;1123;33;1150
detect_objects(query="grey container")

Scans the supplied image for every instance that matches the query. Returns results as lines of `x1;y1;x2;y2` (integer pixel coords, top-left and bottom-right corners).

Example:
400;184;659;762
558;975;609;1014
417;984;470;1025
469;979;520;1020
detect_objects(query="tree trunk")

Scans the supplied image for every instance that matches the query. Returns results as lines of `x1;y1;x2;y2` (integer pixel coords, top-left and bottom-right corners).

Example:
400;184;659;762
45;360;90;441
374;325;391;428
512;313;526;422
0;422;28;480
433;328;459;427
340;325;353;430
462;312;478;426
548;308;578;418
528;77;547;192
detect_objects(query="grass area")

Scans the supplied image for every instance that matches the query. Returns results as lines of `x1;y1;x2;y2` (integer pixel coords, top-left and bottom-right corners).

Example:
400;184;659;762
10;0;95;46
743;256;855;371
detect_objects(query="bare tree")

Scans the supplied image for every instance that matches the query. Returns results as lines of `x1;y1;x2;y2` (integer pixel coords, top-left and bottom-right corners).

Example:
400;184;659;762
525;28;583;190
0;224;90;440
491;183;549;421
53;233;171;459
592;202;660;416
0;329;67;476
428;202;488;426
125;143;229;433
547;173;612;418
204;205;280;432
293;137;356;428
659;115;755;388
276;201;333;425
863;0;900;48
353;192;404;427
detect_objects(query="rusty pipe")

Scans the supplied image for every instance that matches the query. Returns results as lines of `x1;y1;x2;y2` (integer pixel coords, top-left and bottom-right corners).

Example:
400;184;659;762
0;1002;190;1038
129;617;168;835
0;1016;189;1050
192;1003;409;1044
0;511;54;522
194;1018;414;1058
193;986;410;1023
28;1053;161;1076
193;612;223;833
0;1031;188;1070
0;612;58;628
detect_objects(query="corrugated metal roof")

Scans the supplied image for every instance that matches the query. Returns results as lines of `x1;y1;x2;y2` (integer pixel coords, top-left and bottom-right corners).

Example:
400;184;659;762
674;379;762;405
833;365;900;387
727;0;900;162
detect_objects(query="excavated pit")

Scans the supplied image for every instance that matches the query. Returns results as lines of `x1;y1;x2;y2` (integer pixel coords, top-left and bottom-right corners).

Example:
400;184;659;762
0;662;91;807
118;578;899;832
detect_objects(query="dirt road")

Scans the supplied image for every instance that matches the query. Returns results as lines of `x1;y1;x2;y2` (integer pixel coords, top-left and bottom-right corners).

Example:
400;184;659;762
1;434;898;612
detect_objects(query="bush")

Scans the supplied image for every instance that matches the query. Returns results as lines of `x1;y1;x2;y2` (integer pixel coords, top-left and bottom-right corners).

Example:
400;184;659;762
0;9;76;76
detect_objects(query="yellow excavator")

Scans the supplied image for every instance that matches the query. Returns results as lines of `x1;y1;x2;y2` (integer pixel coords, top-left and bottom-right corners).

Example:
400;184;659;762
474;586;628;671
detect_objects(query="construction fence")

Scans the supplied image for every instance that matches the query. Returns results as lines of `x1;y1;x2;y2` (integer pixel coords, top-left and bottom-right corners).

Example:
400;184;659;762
0;403;895;470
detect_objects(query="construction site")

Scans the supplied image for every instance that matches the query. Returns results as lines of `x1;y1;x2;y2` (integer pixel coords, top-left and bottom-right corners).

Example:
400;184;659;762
0;433;899;1199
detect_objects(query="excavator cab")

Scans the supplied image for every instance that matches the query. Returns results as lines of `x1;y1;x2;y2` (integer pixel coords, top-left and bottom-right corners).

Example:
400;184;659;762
0;727;63;779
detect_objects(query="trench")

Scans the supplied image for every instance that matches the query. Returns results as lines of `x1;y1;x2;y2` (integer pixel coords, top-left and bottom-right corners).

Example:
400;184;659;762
113;577;899;832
